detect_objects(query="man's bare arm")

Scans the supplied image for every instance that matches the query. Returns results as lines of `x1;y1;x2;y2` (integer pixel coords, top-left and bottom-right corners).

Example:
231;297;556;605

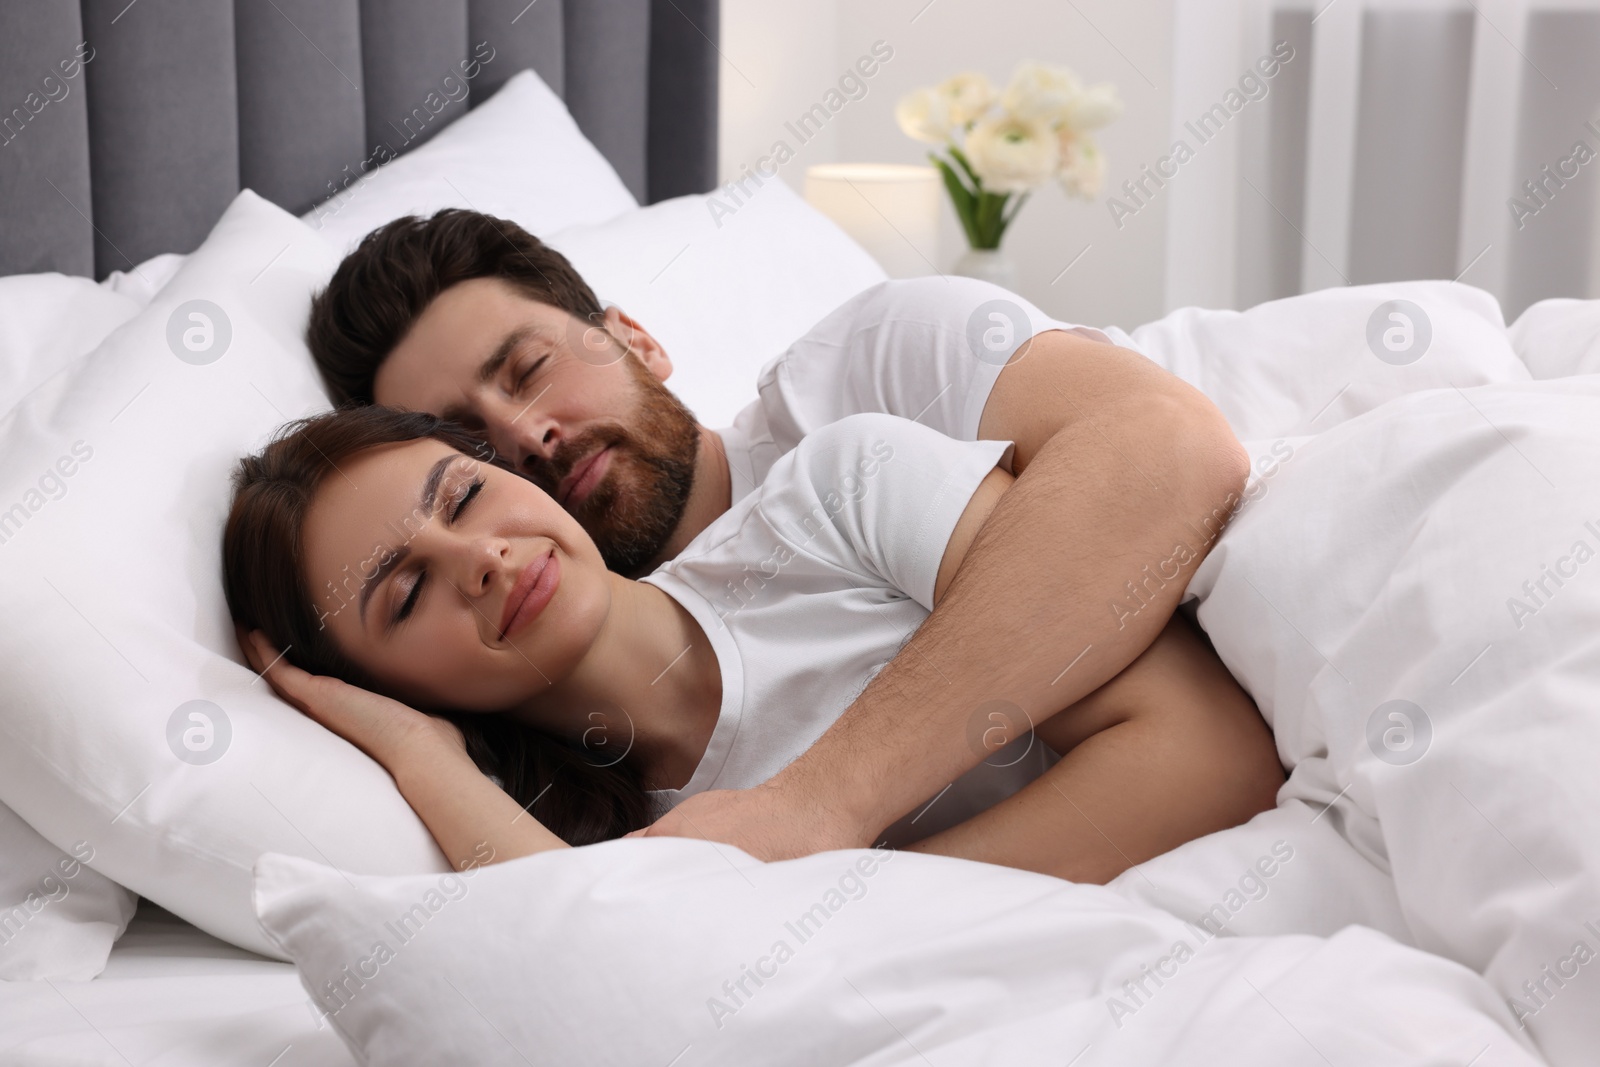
638;331;1251;856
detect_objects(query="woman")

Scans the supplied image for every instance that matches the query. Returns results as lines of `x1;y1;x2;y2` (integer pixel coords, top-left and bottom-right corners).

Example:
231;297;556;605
224;405;1282;880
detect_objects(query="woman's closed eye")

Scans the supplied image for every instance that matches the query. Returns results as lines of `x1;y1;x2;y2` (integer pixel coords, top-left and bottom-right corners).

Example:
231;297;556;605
391;477;487;626
394;570;428;625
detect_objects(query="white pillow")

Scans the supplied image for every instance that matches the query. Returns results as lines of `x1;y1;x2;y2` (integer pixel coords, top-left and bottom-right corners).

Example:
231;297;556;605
0;273;144;980
0;273;141;418
1507;297;1600;379
1124;280;1531;441
97;252;188;309
305;68;637;256
0;190;452;960
544;180;888;428
253;840;1538;1066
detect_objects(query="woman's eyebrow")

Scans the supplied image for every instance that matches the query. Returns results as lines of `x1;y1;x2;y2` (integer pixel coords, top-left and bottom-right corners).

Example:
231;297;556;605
418;453;455;513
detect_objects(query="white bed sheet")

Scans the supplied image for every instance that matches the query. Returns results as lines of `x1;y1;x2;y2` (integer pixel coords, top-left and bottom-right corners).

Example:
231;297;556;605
0;903;352;1067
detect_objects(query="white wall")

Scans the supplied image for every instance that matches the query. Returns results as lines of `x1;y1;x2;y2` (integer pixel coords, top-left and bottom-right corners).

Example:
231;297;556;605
719;0;1176;332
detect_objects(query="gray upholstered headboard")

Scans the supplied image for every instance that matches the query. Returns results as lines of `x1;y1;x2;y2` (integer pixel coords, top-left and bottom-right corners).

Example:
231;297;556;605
0;0;718;280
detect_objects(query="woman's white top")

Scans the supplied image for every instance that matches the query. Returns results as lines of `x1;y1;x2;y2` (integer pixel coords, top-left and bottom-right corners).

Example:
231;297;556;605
642;412;1060;847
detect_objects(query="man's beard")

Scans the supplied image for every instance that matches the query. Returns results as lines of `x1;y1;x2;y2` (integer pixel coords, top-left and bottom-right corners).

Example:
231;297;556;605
524;357;700;577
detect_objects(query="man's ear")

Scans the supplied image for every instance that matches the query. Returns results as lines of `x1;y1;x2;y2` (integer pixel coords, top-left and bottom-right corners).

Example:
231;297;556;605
603;305;672;382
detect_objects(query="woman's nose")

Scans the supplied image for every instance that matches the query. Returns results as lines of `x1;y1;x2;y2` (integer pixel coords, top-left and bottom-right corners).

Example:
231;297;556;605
455;535;511;599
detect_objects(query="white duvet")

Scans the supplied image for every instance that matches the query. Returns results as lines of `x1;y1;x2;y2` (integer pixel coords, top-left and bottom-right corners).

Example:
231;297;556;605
253;841;1542;1067
1130;377;1600;1067
1100;284;1600;1066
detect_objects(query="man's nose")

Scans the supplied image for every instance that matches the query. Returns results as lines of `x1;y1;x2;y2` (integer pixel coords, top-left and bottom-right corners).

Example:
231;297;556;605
495;407;562;471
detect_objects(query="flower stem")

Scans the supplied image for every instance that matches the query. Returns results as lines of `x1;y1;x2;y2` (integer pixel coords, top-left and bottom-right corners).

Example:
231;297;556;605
931;153;981;249
934;147;1019;250
973;190;1010;249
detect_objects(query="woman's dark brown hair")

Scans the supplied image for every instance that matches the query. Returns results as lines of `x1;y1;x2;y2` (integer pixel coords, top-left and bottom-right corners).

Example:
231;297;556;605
222;404;655;845
306;209;604;407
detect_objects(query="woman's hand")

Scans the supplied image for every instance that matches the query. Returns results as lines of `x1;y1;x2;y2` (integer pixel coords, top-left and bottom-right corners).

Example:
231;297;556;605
237;626;467;774
238;626;569;866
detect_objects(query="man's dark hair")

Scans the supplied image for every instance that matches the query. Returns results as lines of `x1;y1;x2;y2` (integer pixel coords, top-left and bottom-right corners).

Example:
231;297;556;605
306;209;604;406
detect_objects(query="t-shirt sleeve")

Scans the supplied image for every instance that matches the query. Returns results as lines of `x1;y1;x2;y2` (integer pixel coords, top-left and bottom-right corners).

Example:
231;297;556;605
753;277;1113;456
757;412;1013;611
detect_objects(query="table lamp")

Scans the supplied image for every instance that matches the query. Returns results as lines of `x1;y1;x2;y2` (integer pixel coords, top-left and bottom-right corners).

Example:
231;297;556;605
803;164;940;278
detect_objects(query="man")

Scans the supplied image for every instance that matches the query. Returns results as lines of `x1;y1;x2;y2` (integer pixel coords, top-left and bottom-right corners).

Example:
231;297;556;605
306;209;1261;880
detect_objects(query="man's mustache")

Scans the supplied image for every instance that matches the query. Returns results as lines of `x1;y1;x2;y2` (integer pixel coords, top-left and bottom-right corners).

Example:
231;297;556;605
522;426;625;493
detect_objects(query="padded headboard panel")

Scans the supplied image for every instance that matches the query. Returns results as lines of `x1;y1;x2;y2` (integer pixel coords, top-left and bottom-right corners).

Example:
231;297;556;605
0;0;718;279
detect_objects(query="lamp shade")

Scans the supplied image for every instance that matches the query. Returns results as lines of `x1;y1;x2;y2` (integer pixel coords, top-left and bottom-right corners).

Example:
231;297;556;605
803;164;940;278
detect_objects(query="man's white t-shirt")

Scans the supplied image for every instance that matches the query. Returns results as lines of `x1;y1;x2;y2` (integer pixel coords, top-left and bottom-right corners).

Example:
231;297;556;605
642;412;1060;848
716;276;1121;503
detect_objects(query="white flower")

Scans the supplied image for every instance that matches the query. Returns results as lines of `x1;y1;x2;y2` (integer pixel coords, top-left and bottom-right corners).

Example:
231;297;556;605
1002;61;1083;125
936;71;997;127
965;115;1061;194
895;87;952;144
1062;83;1123;131
1059;134;1106;199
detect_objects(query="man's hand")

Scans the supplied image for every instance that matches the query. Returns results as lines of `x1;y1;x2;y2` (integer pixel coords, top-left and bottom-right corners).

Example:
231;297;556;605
626;782;873;860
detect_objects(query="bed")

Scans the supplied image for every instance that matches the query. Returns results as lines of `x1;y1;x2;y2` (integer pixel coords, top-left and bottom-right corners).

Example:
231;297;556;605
0;904;351;1066
4;3;1600;1065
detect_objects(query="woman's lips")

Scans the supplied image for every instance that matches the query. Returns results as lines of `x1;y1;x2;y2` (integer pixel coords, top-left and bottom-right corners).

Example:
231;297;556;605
558;446;612;507
499;548;560;640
